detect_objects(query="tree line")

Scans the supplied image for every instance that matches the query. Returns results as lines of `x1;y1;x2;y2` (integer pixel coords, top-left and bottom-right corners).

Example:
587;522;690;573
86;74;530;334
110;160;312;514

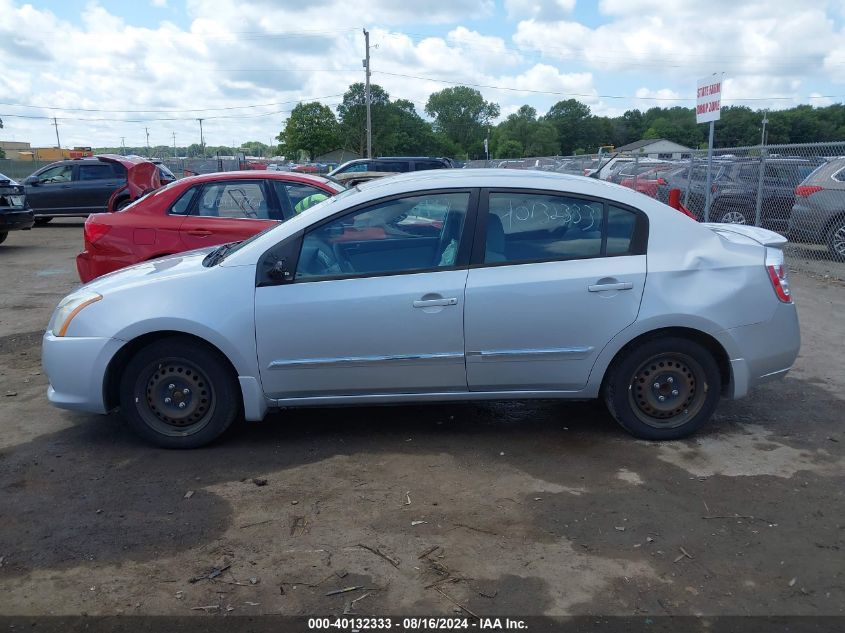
279;83;845;161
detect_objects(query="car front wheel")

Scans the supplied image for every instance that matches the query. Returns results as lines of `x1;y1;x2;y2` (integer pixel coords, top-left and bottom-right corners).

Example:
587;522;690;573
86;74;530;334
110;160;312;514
603;337;721;440
119;337;240;448
713;208;749;224
0;232;7;245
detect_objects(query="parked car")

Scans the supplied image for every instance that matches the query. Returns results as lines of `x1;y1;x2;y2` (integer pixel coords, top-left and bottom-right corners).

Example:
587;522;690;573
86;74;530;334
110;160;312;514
76;171;345;282
0;172;34;244
611;160;670;185
656;158;821;228
23;155;162;224
619;164;675;198
332;171;394;187
328;157;453;178
789;157;845;261
44;169;799;448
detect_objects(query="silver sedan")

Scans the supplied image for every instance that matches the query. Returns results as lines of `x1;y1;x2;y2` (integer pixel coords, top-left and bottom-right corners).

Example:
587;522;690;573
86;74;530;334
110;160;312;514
42;169;800;448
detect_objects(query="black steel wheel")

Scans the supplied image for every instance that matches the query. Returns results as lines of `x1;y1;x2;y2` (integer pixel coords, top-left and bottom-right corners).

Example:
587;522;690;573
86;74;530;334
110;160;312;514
119;337;240;448
604;337;721;440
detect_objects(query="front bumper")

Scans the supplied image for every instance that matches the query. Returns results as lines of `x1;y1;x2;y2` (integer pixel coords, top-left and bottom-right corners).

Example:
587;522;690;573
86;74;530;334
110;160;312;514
0;209;35;231
42;332;125;414
716;301;800;399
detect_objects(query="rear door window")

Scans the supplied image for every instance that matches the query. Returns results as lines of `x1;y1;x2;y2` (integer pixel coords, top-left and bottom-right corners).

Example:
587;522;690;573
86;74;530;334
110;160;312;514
195;181;270;219
78;164;116;181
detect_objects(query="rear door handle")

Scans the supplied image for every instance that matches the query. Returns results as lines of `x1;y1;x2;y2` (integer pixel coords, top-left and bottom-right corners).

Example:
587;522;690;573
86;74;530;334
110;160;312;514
413;297;458;308
187;229;213;237
588;282;633;292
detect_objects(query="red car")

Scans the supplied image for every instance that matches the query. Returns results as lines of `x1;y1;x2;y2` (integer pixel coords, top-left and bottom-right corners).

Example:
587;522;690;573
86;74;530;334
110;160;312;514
77;171;344;283
620;165;674;198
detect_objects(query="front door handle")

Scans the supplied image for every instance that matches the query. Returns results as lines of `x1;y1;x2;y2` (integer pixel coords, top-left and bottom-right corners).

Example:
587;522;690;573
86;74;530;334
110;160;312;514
588;282;633;292
413;297;458;308
187;229;213;237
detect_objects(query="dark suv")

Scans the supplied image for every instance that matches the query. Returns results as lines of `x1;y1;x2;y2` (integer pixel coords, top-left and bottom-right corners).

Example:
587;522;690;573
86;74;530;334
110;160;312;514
789;157;845;262
658;158;821;229
23;157;129;224
328;157;453;178
0;172;34;244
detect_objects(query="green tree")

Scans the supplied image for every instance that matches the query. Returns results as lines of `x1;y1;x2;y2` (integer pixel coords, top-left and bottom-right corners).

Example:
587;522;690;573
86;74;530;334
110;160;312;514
425;86;500;158
494;105;559;157
337;82;391;157
241;140;270;156
279;102;339;161
545;99;592;155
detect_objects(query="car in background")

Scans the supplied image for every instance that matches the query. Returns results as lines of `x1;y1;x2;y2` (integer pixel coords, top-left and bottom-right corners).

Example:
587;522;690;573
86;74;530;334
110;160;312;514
332;171;395;187
45;169;799;448
23;154;163;224
328;157;453;178
0;172;34;245
76;171;345;282
789;157;845;261
656;158;820;228
619;164;675;198
610;160;671;185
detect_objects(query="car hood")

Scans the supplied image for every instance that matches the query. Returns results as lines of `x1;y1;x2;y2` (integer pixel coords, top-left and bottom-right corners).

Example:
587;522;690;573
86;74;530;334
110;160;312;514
81;248;215;294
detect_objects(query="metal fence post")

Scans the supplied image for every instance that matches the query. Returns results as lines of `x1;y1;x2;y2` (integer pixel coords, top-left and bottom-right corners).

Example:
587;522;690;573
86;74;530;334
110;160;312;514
633;151;639;191
684;153;694;208
753;145;767;227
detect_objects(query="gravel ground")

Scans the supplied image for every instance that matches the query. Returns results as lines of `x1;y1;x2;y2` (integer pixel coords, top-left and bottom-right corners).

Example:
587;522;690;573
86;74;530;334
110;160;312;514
0;221;842;618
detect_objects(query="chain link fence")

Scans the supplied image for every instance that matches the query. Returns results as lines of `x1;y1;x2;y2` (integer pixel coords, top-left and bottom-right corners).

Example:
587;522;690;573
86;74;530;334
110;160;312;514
466;142;845;279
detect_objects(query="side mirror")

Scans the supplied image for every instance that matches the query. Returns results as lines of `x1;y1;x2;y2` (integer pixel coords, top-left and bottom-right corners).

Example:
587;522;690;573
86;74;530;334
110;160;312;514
268;258;293;282
27;177;40;186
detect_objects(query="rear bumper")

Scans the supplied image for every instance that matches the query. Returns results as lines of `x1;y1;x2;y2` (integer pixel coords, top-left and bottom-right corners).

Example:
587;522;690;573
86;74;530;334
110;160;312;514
76;250;127;283
717;301;800;399
0;209;35;231
42;332;125;414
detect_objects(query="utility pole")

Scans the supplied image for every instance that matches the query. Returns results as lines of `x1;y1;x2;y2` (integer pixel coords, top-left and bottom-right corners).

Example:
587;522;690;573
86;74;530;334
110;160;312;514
172;131;177;158
120;137;126;154
363;28;372;159
52;117;61;149
760;110;769;146
197;118;205;157
145;127;150;157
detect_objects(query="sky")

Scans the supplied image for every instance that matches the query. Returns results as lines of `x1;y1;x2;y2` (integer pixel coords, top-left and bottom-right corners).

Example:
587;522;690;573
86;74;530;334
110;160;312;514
1;0;844;150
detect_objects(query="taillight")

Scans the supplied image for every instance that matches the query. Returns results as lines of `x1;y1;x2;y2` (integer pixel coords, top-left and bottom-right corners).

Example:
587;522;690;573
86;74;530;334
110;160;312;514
657;177;667;185
795;185;823;198
84;218;111;245
765;247;791;303
711;183;718;193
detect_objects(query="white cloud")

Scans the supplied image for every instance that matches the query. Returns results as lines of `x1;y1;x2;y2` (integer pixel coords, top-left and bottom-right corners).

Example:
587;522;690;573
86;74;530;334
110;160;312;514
505;0;575;20
151;0;168;7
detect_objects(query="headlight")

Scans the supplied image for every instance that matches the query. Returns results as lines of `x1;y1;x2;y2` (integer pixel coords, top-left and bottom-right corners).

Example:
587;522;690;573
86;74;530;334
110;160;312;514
50;292;103;337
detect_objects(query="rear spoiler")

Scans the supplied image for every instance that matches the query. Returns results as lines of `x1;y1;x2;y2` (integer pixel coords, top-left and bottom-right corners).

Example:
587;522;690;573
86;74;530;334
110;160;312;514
702;223;788;248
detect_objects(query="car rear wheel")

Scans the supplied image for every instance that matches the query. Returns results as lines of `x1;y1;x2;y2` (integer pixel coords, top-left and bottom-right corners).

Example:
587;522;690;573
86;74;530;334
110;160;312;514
0;232;7;245
115;197;132;210
603;337;721;440
827;218;845;262
119;338;240;448
34;217;52;226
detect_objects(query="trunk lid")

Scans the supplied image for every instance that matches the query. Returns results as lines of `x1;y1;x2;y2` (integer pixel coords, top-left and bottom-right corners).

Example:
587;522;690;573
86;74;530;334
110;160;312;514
702;223;788;247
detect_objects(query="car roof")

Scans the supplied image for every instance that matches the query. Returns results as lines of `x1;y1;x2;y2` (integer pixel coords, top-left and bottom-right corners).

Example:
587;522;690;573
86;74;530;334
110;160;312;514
175;170;340;187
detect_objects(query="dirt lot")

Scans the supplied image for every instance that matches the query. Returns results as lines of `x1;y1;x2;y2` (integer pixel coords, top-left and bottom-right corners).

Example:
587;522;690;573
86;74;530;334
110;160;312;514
0;221;843;618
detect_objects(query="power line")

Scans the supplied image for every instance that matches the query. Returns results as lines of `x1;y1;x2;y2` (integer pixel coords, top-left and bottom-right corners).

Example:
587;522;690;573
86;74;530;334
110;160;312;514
372;70;845;102
0;94;346;114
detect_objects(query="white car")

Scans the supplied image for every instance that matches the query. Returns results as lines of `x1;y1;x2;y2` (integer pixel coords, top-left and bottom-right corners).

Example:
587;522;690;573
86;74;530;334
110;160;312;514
43;170;800;448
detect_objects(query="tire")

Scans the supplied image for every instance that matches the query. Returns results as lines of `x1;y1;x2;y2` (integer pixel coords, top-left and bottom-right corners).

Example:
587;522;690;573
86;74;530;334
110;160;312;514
713;207;749;224
34;217;53;226
827;217;845;263
603;337;721;440
115;198;132;211
0;232;7;245
119;337;241;448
